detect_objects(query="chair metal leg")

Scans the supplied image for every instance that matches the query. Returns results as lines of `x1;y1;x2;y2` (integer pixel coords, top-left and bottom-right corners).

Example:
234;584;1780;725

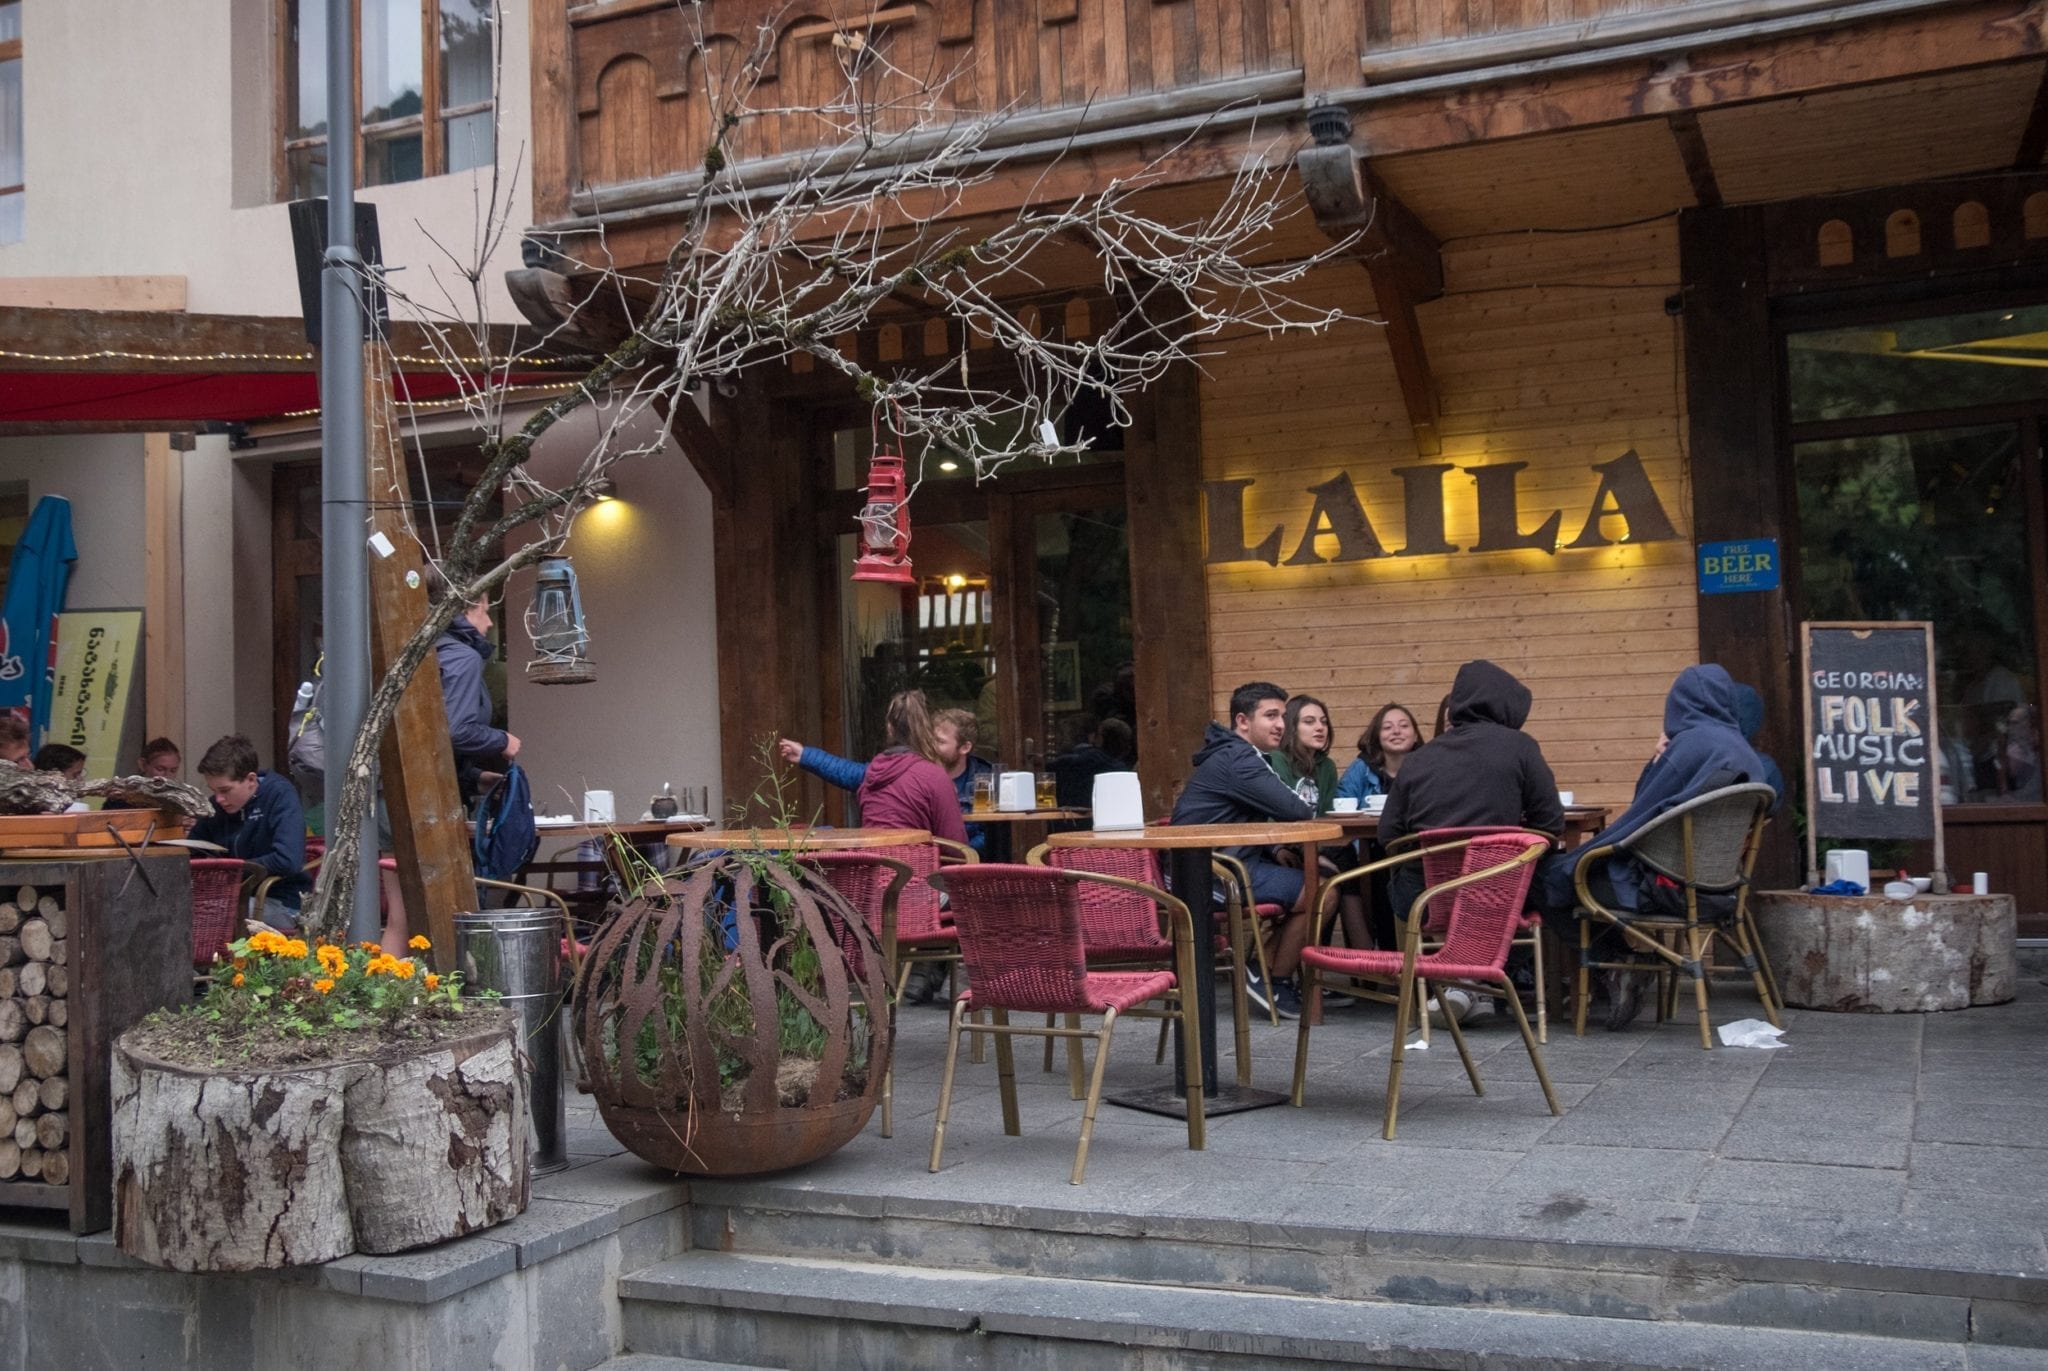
1154;1015;1169;1065
992;1008;1021;1133
1730;917;1783;1028
971;1005;987;1065
1437;984;1484;1098
1227;943;1253;1088
1574;920;1591;1037
1072;1008;1120;1184
1416;975;1432;1046
1042;1015;1055;1074
1067;1014;1086;1099
929;999;969;1172
1529;929;1548;1045
1686;924;1713;1050
1384;968;1417;1140
1290;962;1316;1107
1250;912;1279;1026
1744;905;1784;1018
1179;993;1206;1153
1501;978;1561;1116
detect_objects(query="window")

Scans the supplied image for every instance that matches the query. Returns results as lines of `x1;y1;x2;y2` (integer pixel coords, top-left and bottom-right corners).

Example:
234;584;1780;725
281;0;495;201
0;1;22;243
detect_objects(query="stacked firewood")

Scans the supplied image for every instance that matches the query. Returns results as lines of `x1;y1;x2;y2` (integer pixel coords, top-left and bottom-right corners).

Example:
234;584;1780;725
0;884;70;1185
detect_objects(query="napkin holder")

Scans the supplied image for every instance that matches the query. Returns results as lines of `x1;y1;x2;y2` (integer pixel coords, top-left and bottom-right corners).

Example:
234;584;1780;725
1091;772;1146;831
997;772;1035;812
1823;848;1869;889
582;790;616;824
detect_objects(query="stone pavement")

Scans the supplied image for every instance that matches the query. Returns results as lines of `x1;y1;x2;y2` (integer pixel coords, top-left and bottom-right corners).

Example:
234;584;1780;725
585;967;2048;1281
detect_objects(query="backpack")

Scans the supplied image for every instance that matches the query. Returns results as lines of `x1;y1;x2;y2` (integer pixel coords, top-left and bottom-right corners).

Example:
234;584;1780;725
287;656;325;785
471;762;539;881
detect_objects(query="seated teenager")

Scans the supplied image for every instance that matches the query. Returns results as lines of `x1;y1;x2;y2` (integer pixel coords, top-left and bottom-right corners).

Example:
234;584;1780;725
32;743;85;781
189;734;311;932
1381;661;1564;1018
1171;681;1315;1018
1264;695;1338;813
776;703;990;852
1335;702;1424;949
1533;664;1779;1029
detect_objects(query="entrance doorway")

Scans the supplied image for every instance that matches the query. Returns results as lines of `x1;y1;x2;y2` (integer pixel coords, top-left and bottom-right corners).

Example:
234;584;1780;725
1784;304;2048;927
820;423;1134;819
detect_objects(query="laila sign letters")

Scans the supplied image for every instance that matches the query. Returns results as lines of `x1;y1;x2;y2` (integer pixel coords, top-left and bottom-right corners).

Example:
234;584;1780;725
1203;450;1680;566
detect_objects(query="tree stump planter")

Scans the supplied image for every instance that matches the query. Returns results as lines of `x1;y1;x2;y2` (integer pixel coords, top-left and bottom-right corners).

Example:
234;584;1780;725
1754;890;2018;1012
111;1012;528;1270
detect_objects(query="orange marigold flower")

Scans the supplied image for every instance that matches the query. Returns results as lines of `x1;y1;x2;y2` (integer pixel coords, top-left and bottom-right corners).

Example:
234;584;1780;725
408;935;431;951
280;938;309;959
394;959;417;980
231;973;246;988
313;978;335;994
425;973;441;991
231;957;247;970
359;941;381;953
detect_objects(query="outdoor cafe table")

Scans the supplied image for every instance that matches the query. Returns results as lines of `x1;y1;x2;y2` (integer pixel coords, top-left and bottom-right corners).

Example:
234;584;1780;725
664;827;932;853
1048;820;1343;1117
965;807;1087;861
1318;804;1612;845
517;818;710;886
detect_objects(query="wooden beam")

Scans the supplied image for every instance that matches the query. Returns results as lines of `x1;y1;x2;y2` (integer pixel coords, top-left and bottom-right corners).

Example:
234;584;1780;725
1668;111;1724;209
2017;58;2048;166
505;266;638;352
531;0;576;226
0;310;571;374
141;434;187;747
363;340;477;974
1126;358;1213;819
663;386;732;507
1293;0;1364;102
0;277;186;312
1297;144;1445;457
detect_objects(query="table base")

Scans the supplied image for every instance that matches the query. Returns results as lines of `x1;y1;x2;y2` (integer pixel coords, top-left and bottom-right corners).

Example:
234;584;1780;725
1105;1082;1289;1119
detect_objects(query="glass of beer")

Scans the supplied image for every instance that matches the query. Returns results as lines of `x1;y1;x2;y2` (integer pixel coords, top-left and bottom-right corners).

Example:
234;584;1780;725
972;773;995;813
1035;773;1057;809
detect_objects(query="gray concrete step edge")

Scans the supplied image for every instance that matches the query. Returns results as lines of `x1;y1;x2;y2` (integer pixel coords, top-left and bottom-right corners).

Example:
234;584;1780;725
618;1250;1977;1371
594;1357;761;1371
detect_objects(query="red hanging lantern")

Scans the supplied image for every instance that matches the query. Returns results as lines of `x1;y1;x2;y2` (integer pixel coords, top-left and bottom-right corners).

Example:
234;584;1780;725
852;452;915;584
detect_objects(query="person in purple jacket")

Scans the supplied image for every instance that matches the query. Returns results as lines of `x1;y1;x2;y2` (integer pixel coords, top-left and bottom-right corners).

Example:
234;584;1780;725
851;690;968;845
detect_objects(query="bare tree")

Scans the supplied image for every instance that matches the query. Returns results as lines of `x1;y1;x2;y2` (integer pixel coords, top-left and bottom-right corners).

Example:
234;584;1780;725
299;0;1361;940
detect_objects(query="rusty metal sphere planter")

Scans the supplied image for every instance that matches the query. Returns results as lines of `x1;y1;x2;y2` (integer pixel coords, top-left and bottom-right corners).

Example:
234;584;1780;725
574;852;892;1175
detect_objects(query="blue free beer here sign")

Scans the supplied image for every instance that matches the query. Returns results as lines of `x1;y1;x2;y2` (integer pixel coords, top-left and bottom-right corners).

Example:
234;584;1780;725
1697;538;1779;595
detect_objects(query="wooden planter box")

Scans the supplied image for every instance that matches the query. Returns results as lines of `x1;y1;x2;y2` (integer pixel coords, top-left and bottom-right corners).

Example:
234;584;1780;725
0;851;191;1233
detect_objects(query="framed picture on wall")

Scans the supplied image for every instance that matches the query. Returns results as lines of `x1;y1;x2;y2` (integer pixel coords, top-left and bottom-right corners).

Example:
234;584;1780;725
1046;641;1082;712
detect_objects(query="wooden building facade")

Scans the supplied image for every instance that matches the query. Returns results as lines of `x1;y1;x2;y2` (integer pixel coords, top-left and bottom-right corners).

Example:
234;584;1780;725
525;0;2048;930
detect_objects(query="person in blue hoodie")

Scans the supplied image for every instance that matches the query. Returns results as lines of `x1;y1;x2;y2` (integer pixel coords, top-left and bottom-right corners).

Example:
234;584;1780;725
1172;681;1316;1018
191;734;310;931
1535;664;1781;1028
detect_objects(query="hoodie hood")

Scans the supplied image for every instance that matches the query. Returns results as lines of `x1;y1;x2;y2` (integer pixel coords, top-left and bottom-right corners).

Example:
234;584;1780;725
863;747;932;788
1190;721;1243;767
1446;660;1533;730
447;616;495;661
1663;664;1742;737
1731;683;1766;741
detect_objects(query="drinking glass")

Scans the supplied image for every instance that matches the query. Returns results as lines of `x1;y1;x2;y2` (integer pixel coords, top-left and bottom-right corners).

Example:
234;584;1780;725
972;773;995;813
1035;773;1057;809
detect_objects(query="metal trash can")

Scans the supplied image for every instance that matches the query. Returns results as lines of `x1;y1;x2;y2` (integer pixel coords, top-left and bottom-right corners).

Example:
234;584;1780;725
455;908;569;1174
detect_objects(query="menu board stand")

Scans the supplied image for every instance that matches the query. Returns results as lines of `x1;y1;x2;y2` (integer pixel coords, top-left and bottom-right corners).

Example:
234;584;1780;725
1798;621;1947;894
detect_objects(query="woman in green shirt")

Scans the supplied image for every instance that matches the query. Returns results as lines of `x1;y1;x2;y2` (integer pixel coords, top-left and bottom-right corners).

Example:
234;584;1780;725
1265;695;1338;812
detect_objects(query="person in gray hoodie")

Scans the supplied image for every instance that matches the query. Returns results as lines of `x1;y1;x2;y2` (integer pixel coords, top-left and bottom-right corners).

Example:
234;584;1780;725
1172;681;1316;1016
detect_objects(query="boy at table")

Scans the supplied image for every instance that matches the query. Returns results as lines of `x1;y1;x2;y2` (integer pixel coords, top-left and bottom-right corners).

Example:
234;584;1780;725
189;734;310;932
1172;681;1316;1019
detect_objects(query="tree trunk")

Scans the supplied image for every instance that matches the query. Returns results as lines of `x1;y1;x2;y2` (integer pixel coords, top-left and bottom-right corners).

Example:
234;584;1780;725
113;1014;527;1270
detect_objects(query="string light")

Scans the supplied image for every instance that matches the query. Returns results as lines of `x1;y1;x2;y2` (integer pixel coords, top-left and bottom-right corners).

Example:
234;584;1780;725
272;380;586;420
0;347;584;368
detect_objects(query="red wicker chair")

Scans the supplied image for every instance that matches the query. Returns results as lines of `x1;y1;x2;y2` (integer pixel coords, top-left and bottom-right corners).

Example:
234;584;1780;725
1210;851;1289;1025
804;851;916;1137
189;858;250;971
1290;832;1558;1140
1388;825;1558;1044
926;864;1205;1184
1028;843;1253;1091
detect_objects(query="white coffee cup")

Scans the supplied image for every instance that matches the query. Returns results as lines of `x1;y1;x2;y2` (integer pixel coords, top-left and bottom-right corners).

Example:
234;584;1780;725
1972;872;1990;895
1911;876;1933;893
1557;790;1576;807
1331;798;1359;813
1362;795;1387;813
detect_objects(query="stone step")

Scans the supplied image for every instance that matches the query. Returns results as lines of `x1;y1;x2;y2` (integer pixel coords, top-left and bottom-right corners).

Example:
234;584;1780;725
619;1250;1982;1370
594;1356;765;1371
680;1181;2046;1348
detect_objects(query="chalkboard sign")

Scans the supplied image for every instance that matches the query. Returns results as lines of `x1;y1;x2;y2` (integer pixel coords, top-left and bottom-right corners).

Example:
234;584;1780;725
1799;622;1947;885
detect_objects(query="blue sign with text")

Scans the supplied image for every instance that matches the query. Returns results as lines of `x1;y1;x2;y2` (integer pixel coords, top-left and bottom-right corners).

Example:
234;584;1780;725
1698;538;1779;595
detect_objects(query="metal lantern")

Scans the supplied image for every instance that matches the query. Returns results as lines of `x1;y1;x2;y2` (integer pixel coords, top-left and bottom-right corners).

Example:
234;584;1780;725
525;554;596;685
851;452;915;584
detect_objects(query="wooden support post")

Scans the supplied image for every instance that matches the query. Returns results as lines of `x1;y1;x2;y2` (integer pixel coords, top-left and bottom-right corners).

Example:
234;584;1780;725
1293;0;1363;103
141;434;188;746
529;0;576;226
1297;145;1445;459
363;340;475;971
664;387;733;507
1668;112;1723;210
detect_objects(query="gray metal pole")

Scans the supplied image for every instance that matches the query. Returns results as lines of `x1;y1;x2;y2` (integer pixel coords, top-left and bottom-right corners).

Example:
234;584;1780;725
320;0;380;943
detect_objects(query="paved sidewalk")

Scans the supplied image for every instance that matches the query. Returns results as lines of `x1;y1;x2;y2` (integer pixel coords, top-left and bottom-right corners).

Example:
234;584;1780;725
572;968;2048;1279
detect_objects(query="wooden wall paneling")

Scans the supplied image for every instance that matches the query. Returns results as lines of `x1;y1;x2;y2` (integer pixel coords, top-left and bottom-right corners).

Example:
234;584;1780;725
1945;810;2048;938
533;0;577;221
1124;0;1157;91
1170;0;1201;85
1127;357;1215;818
1680;204;1799;888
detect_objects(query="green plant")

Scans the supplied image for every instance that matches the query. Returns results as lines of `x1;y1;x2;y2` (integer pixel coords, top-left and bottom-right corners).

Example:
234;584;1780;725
197;931;488;1037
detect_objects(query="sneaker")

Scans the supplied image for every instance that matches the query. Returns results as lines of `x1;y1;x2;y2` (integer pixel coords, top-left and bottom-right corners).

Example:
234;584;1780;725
1319;990;1357;1009
1245;968;1277;1018
1271;977;1303;1020
1439;988;1474;1022
1603;968;1645;1032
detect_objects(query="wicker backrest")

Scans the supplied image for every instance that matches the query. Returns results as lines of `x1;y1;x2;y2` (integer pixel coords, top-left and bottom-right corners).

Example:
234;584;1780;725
1413;826;1549;932
803;851;908;977
928;864;1092;1014
1422;833;1550;970
1039;847;1169;957
189;858;247;970
844;841;947;940
1622;783;1775;892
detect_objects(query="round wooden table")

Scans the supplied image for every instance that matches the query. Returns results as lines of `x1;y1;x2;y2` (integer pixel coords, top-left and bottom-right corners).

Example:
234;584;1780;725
666;827;931;852
964;807;1087;861
1048;820;1342;1114
1319;805;1611;844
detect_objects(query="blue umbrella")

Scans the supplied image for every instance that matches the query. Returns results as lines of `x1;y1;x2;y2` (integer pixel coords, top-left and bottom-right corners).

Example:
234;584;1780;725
0;496;77;747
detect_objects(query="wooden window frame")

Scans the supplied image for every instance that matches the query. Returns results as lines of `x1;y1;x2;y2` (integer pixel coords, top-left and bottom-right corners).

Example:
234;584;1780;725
275;0;494;201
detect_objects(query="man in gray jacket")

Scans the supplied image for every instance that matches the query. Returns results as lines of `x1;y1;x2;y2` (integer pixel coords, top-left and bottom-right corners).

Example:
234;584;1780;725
1172;681;1316;1016
431;576;521;804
